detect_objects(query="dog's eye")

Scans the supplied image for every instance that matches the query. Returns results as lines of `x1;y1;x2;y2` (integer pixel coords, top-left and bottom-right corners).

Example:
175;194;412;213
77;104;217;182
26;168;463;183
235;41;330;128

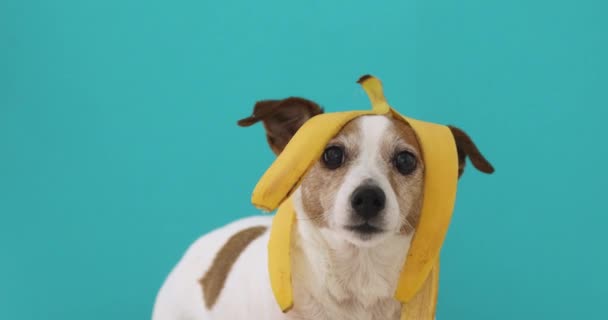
322;146;344;169
394;151;417;175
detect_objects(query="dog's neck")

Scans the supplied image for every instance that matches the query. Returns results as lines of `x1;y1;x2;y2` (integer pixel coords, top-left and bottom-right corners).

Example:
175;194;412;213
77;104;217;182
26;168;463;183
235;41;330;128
289;191;412;319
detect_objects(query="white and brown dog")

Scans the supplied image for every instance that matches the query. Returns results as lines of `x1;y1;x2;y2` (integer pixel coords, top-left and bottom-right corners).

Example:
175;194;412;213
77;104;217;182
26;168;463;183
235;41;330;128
152;97;494;320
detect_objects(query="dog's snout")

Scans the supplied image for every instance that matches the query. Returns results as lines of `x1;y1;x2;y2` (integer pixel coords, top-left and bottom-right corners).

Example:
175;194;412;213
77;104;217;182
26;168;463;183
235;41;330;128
350;185;386;220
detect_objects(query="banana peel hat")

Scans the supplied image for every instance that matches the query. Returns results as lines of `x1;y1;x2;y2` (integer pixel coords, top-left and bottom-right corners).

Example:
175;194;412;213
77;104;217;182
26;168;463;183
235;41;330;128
247;75;489;319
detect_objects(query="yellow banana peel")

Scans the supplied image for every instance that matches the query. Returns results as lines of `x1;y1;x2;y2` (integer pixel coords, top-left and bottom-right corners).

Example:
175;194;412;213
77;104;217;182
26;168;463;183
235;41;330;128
253;75;459;319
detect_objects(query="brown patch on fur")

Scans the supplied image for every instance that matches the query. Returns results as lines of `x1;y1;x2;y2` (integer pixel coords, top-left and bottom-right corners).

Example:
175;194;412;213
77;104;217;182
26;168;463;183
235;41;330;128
299;119;362;227
200;226;267;309
381;118;425;235
237;97;324;155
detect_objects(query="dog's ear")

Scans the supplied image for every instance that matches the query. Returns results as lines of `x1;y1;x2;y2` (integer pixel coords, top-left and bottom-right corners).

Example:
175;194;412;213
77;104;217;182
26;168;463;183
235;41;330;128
237;97;323;155
447;125;495;177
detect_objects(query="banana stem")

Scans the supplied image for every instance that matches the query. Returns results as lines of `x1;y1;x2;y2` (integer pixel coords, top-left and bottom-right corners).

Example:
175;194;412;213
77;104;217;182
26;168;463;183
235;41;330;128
357;75;391;114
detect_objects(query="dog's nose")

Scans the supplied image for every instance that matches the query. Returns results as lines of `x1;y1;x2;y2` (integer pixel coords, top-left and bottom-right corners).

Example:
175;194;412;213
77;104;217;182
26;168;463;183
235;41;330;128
350;185;386;220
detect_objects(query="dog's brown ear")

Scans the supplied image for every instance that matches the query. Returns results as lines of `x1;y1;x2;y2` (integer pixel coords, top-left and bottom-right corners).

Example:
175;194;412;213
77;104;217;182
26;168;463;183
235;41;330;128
237;97;323;155
448;125;495;177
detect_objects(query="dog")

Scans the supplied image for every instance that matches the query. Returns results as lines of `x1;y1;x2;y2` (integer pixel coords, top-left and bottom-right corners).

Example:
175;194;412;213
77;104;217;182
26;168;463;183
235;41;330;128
152;97;494;320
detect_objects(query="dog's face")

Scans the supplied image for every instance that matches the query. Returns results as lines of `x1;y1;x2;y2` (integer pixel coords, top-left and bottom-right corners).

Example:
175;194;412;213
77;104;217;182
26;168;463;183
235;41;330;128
297;115;424;246
238;97;494;247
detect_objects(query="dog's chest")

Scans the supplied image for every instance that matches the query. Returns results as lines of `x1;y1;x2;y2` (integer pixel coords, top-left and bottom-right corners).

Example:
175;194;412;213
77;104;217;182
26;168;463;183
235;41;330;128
287;294;402;320
287;230;408;320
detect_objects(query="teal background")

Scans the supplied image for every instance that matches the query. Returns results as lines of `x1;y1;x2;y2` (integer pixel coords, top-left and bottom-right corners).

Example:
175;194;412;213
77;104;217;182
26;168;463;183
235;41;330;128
1;0;606;319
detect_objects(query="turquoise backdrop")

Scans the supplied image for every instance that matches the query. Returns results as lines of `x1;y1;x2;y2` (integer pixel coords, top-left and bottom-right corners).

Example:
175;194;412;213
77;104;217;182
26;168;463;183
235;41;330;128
1;0;606;319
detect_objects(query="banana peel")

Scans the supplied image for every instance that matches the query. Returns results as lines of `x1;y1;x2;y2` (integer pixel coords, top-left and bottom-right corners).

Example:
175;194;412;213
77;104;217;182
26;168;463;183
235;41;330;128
253;75;458;319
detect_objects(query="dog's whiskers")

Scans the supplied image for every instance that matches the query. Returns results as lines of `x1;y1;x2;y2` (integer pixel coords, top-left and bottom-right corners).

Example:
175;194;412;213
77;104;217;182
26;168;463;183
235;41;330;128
296;215;325;223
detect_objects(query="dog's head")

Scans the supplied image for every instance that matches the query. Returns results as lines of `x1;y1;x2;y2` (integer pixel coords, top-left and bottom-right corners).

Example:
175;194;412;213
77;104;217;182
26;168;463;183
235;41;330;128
238;97;494;247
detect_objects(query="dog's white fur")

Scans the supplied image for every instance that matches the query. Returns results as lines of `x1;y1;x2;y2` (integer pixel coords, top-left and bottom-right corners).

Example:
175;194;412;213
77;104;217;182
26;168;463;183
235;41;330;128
153;116;417;320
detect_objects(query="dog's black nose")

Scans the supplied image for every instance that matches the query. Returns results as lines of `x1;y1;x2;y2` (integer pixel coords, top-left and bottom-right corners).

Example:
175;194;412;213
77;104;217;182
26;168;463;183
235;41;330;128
350;185;386;220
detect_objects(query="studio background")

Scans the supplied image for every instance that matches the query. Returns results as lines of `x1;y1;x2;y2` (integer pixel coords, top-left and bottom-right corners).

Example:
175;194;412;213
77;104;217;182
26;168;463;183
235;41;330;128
1;0;606;319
